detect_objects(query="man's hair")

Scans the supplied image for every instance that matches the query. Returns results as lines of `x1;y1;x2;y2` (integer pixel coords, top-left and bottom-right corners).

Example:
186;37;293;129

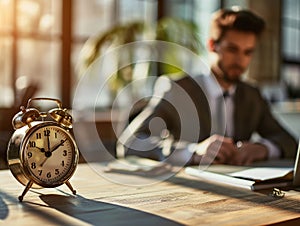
209;8;266;43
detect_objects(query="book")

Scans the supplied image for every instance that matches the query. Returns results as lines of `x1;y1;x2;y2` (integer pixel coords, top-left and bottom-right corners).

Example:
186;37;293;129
185;165;294;191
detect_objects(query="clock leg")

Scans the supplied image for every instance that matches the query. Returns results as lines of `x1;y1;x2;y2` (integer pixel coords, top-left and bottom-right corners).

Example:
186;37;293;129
19;180;33;202
65;181;76;195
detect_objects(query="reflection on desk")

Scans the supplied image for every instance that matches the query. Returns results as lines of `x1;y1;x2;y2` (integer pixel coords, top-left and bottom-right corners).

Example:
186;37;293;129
1;163;300;225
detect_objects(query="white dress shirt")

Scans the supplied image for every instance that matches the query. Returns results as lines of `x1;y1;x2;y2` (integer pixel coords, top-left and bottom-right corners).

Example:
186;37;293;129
187;74;281;159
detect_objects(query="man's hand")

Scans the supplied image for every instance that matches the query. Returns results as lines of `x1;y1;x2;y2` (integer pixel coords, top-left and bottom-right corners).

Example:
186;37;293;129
229;142;268;165
191;135;268;165
192;134;237;164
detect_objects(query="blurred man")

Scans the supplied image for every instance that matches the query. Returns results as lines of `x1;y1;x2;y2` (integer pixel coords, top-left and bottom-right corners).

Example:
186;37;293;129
118;8;297;166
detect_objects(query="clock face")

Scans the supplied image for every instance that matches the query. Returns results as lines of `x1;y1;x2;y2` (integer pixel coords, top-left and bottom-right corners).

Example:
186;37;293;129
22;123;78;187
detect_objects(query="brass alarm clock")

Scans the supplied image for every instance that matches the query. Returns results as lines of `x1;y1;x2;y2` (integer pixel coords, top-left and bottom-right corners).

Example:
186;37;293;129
7;97;79;201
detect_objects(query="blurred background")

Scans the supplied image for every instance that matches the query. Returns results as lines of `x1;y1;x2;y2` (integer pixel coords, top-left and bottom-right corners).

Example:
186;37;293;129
1;0;300;168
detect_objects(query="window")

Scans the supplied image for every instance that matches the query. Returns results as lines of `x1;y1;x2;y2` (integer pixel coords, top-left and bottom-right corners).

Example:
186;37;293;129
281;0;300;98
0;0;14;107
1;0;299;110
0;0;62;107
0;0;157;109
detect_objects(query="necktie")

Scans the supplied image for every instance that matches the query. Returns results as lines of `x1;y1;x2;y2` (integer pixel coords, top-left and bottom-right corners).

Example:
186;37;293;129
223;91;229;98
216;91;229;135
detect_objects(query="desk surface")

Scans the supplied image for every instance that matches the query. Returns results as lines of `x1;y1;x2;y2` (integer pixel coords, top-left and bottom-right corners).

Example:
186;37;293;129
1;163;300;226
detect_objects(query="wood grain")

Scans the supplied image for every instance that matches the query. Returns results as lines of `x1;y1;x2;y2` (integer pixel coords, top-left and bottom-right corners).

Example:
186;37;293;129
1;163;300;225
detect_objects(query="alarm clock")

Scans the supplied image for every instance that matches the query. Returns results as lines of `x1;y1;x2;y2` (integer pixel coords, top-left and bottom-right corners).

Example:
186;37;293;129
7;97;79;201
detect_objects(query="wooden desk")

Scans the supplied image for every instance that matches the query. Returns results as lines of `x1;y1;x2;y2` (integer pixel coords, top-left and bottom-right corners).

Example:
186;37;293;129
1;163;300;225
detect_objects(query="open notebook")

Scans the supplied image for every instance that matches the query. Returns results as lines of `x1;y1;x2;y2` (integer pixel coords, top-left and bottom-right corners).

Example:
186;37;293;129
185;141;300;191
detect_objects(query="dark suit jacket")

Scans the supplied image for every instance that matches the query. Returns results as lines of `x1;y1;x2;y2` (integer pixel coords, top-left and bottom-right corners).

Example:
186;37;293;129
122;75;297;160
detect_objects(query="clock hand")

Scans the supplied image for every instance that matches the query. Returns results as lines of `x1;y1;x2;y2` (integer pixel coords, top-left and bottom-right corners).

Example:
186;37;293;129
47;135;51;152
50;139;67;153
35;146;45;153
40;147;55;167
40;139;67;167
40;156;48;167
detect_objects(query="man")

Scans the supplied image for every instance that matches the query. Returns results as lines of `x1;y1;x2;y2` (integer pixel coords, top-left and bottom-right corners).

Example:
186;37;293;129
117;8;297;166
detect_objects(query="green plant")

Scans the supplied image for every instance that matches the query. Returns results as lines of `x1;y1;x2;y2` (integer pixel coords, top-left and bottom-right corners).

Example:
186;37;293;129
77;17;203;100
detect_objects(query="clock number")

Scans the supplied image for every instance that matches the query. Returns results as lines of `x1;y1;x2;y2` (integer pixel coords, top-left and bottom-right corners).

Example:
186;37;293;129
27;152;32;158
29;141;36;148
38;170;42;176
31;162;36;169
61;160;65;167
60;139;65;146
55;169;59;175
47;172;51;178
63;150;67;156
44;129;50;137
36;133;42;139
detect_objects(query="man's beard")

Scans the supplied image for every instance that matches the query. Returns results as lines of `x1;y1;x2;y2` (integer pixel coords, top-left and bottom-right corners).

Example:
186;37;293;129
220;63;244;84
222;72;240;83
